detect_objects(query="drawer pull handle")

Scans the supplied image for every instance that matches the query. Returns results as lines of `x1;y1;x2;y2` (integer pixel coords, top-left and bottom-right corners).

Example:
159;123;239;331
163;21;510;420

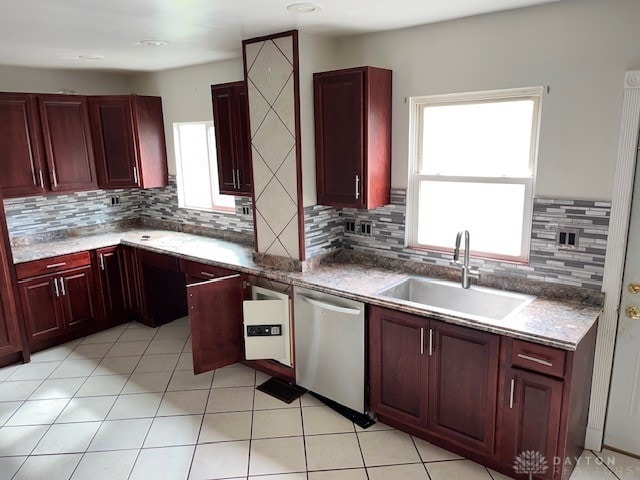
200;271;216;278
46;262;67;269
54;278;60;297
517;353;553;367
509;378;515;408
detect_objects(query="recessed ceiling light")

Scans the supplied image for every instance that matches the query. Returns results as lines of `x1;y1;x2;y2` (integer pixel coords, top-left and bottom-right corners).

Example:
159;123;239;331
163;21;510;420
141;40;170;46
77;54;104;61
287;3;323;13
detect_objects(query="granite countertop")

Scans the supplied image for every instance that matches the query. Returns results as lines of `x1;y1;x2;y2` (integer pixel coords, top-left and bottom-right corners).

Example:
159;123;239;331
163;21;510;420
11;228;602;351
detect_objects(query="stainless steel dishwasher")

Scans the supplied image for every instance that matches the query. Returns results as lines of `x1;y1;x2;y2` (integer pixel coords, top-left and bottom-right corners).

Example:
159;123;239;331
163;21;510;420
294;286;366;413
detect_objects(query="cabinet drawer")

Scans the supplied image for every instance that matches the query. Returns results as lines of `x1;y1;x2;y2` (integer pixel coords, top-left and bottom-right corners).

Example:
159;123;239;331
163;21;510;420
512;339;566;378
16;251;91;280
179;259;235;280
138;250;178;271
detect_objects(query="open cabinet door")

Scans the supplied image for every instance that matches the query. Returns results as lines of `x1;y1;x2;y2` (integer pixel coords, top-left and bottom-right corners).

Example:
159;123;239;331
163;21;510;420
187;274;244;374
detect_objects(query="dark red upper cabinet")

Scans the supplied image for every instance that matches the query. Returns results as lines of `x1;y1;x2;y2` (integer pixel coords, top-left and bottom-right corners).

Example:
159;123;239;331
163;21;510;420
211;82;252;196
38;94;98;193
0;93;47;197
90;95;168;189
314;66;392;209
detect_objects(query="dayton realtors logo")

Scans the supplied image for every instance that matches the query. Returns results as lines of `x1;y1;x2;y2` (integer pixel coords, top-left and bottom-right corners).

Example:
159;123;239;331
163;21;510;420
513;450;549;479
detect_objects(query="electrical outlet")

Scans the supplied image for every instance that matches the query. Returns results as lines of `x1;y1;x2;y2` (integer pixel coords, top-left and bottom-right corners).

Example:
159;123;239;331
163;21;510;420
344;218;356;234
241;206;252;216
557;227;579;249
360;221;372;236
109;196;120;206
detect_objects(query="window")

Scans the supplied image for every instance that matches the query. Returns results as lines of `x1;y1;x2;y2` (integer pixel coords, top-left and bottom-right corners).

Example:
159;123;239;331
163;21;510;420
174;121;235;212
407;87;543;262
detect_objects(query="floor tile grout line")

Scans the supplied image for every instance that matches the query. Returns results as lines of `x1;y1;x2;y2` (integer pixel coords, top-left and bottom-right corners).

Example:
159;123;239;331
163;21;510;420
592;448;624;480
409;434;433;479
245;369;257;478
187;360;216;480
299;391;309;479
353;422;371;479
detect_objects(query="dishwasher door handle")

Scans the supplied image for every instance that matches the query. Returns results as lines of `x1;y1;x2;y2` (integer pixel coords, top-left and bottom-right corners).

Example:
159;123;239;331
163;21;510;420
297;294;362;315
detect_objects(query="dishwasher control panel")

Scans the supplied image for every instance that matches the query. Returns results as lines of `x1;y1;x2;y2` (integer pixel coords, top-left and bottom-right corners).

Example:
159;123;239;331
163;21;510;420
246;324;282;337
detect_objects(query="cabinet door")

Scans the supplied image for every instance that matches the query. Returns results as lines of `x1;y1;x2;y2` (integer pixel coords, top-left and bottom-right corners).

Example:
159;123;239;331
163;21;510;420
121;246;142;316
38;95;97;192
59;266;96;331
0;281;21;357
314;70;364;208
187;274;244;374
235;86;253;195
90;97;137;188
96;247;127;321
498;367;563;480
0;193;24;357
18;276;64;342
369;307;428;427
131;96;168;189
0;93;47;197
427;320;499;455
212;84;240;195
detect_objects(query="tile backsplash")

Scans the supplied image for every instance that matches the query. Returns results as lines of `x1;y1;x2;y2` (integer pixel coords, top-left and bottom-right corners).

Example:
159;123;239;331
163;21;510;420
4;176;253;241
4;188;144;238
304;190;610;291
3;178;610;290
139;177;253;237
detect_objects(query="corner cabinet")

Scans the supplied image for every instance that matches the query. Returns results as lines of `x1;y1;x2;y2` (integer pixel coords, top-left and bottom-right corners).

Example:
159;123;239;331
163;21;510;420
89;95;168;189
0;93;47;197
369;305;597;480
314;66;392;209
95;246;142;325
38;94;98;193
211;82;252;196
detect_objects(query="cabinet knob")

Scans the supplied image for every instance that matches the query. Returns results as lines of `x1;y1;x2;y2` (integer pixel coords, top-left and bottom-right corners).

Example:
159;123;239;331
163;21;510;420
628;283;640;294
625;306;640;319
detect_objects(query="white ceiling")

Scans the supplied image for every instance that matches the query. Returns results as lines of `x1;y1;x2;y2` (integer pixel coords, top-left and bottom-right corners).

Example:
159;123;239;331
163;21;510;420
0;0;558;72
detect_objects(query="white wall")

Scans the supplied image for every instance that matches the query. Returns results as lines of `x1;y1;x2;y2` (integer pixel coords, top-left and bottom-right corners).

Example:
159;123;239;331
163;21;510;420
128;59;244;175
298;33;341;206
0;65;130;94
336;0;640;201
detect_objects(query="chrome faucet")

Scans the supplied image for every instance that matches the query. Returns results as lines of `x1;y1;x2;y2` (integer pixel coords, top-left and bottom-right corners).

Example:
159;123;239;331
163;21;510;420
451;230;480;289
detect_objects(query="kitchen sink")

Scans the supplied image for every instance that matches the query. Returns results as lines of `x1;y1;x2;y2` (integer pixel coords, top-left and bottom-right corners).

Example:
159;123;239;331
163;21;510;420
376;277;536;321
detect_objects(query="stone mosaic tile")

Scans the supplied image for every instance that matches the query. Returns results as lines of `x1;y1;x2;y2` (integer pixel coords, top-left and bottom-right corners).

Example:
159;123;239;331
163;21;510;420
4;175;254;243
304;190;610;291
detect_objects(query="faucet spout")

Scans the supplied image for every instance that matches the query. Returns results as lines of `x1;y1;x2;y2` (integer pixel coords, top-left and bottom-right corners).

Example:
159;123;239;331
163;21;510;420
453;231;463;262
451;230;480;289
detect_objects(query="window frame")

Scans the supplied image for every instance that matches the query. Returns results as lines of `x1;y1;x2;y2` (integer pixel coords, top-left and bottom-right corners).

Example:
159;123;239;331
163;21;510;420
406;86;543;263
173;121;236;214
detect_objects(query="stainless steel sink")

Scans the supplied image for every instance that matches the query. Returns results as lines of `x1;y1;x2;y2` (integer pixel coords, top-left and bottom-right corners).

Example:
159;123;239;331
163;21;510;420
376;277;536;321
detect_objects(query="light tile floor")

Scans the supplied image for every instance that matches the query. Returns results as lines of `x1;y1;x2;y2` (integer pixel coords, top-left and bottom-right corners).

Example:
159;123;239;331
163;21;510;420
0;318;638;480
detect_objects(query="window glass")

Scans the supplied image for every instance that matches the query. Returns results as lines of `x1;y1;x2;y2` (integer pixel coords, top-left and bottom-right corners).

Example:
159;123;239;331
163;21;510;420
174;122;235;212
407;87;542;262
419;100;535;177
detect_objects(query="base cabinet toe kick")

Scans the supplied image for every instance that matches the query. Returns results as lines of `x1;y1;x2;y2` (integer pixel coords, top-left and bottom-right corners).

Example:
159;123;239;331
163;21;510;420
369;306;597;480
